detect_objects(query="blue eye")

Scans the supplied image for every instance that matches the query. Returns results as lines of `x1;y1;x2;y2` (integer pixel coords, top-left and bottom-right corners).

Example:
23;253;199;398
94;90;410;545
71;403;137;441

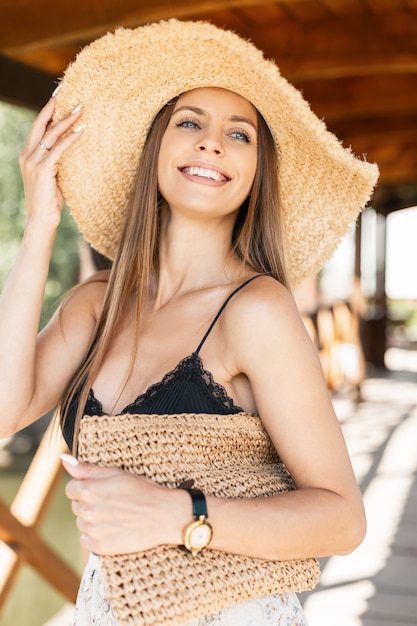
230;130;250;143
176;118;200;129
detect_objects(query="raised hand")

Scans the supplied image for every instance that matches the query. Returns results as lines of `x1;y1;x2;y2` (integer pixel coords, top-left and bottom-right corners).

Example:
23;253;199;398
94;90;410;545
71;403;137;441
0;93;88;437
19;93;85;230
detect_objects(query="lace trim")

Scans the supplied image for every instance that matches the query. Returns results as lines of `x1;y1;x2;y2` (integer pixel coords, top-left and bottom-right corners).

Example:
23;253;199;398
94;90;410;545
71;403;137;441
87;353;243;416
86;388;105;416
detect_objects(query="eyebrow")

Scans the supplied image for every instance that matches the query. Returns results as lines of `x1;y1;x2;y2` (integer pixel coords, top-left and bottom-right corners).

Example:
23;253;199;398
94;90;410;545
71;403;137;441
173;105;257;130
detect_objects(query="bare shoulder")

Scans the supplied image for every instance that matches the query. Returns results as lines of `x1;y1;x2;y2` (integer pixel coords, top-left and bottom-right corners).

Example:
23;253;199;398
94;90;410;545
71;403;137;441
60;269;110;320
82;268;111;285
225;275;302;333
222;275;312;370
72;269;110;295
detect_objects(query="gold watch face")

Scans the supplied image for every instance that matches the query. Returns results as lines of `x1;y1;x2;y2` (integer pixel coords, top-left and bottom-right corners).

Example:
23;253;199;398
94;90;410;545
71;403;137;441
190;522;212;548
184;517;213;554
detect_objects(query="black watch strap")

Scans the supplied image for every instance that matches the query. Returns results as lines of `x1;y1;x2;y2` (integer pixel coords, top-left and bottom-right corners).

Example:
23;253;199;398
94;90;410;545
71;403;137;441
179;482;208;518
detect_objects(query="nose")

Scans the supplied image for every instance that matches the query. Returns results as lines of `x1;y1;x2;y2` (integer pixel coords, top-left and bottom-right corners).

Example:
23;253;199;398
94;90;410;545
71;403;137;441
197;144;221;155
196;130;224;155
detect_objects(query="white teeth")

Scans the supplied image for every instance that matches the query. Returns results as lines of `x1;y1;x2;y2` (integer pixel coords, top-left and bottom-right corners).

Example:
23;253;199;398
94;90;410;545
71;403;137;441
186;166;225;182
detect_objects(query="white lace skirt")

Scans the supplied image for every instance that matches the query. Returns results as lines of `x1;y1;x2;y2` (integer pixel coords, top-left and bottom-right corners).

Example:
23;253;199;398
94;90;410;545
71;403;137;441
72;553;309;626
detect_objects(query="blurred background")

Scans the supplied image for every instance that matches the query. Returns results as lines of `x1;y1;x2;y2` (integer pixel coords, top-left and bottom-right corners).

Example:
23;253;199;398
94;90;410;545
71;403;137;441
0;1;416;625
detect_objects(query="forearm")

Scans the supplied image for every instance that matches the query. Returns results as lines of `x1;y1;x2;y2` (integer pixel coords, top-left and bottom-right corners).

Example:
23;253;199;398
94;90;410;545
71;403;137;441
164;486;365;561
62;459;365;560
0;219;57;432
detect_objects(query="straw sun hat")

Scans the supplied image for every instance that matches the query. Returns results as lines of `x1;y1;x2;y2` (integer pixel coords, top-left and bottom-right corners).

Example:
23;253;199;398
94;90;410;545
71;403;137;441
54;19;378;285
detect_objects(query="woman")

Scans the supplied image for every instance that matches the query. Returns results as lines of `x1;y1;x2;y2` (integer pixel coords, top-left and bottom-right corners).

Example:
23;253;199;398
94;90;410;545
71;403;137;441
0;19;378;626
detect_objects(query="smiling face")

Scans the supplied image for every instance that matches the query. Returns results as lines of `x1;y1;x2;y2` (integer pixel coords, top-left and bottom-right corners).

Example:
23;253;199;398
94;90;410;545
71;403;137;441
157;87;258;222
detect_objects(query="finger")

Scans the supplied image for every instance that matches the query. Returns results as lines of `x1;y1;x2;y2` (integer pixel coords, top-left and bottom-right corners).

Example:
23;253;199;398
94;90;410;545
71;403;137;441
65;477;84;501
60;454;93;480
71;496;96;516
75;514;93;536
39;104;84;153
76;517;104;552
39;122;86;164
60;453;80;474
23;97;57;155
60;453;119;480
71;499;81;515
25;101;84;160
72;500;95;524
79;533;101;554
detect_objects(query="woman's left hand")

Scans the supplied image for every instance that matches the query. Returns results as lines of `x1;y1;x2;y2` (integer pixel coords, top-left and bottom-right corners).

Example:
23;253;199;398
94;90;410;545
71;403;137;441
61;455;185;555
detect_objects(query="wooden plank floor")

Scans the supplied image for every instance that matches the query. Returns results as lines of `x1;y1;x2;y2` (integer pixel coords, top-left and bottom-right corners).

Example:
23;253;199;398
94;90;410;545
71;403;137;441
44;352;417;626
302;354;417;626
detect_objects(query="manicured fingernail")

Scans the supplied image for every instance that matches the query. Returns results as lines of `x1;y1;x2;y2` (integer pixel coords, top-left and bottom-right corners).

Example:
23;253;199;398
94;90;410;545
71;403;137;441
52;85;60;97
71;103;83;115
73;124;86;133
59;453;79;466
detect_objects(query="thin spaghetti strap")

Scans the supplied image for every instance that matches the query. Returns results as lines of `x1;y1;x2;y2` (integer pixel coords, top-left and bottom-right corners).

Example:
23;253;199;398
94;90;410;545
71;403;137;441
195;274;266;355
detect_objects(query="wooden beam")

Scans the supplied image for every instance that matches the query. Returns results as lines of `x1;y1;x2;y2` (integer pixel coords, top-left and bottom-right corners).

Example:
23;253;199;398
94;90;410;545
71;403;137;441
249;11;417;80
10;419;66;526
329;113;417;140
350;142;417;185
0;500;79;603
0;0;281;50
248;4;417;50
279;56;417;82
10;46;80;80
2;0;416;65
330;117;417;186
0;56;56;110
5;7;417;90
0;543;22;609
298;74;417;122
0;422;80;610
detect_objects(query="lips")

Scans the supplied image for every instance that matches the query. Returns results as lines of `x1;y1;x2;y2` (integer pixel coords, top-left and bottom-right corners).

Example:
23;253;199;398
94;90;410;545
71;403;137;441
180;165;230;182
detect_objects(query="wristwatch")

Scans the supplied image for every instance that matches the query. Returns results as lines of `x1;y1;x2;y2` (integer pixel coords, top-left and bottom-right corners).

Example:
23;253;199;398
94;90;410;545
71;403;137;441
179;482;213;556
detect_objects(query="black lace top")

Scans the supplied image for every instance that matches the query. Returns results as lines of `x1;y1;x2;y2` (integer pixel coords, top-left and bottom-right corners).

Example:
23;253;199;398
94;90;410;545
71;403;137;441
63;275;262;450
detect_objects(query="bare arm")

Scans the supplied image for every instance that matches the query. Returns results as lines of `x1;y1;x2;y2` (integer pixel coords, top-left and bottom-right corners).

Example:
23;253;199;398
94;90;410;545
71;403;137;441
0;96;99;436
201;278;365;559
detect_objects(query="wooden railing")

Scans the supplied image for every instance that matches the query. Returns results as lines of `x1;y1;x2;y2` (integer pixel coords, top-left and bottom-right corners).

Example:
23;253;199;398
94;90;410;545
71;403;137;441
303;302;366;395
0;420;80;615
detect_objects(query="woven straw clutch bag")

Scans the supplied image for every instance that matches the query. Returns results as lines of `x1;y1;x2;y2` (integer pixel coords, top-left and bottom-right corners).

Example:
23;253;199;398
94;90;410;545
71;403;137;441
78;412;320;625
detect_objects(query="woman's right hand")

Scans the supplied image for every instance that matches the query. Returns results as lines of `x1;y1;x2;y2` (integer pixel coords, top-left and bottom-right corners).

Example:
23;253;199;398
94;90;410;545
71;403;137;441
19;93;85;230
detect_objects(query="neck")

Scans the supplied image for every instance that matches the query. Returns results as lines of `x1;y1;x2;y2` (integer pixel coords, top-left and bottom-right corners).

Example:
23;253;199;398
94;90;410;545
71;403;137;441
154;211;242;308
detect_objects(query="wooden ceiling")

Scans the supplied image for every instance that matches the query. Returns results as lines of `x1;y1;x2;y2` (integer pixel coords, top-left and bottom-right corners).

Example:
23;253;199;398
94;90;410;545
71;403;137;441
1;0;417;190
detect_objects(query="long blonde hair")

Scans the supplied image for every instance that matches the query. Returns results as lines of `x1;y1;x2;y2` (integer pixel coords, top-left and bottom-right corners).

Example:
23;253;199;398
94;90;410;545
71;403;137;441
58;97;290;452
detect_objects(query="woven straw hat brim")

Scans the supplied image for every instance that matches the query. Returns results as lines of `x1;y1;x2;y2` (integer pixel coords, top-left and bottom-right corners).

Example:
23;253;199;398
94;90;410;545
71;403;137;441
54;19;378;285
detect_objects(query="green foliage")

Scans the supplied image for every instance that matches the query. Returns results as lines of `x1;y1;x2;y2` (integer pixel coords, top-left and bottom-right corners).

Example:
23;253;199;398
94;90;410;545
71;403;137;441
0;102;79;329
